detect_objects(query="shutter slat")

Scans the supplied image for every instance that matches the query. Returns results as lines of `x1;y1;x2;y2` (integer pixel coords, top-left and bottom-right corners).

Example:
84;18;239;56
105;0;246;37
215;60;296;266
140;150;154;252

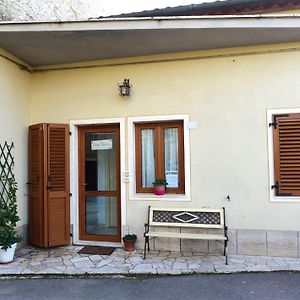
273;113;300;196
280;138;300;141
280;135;300;138
280;178;300;182
280;126;300;130
280;145;300;148
280;150;300;153
281;172;300;175
278;119;300;124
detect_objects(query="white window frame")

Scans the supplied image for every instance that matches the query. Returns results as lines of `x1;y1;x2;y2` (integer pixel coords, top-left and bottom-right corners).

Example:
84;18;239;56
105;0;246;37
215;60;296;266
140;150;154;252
128;114;191;201
267;108;300;202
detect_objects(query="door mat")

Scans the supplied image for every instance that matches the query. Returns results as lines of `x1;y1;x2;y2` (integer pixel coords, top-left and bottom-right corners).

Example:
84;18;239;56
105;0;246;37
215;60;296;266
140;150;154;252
78;246;116;256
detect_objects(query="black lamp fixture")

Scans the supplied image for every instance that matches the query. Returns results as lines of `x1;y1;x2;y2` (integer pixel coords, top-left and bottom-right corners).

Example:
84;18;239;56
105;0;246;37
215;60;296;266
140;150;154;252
118;79;132;96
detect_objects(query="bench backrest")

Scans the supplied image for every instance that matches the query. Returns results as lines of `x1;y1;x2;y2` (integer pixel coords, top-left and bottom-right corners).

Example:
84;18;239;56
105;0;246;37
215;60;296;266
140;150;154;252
149;207;225;229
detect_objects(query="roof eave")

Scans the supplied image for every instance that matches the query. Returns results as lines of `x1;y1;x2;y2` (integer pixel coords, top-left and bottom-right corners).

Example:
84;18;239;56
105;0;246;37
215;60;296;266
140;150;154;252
2;16;300;67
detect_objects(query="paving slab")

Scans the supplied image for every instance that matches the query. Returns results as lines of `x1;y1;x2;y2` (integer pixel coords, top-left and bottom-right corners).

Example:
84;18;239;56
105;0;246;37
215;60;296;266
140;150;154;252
1;245;300;276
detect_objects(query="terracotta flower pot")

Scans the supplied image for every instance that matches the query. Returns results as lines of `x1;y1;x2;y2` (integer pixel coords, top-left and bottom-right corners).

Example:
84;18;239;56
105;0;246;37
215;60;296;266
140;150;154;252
153;184;166;196
123;239;136;252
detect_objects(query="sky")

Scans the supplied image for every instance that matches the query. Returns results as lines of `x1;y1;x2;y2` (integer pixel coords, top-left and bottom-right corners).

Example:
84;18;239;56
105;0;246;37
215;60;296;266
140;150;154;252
100;0;218;16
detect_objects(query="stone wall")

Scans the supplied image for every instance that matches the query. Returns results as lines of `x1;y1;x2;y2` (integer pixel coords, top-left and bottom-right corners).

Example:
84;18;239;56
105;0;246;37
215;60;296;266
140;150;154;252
143;229;300;258
0;0;104;21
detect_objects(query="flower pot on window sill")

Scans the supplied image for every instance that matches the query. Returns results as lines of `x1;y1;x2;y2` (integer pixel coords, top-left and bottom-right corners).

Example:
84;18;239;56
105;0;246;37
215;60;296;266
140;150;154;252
153;184;166;196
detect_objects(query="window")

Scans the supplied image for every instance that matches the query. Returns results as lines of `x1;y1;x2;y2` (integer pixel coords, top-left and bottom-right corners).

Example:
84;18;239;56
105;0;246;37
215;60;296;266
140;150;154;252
135;121;185;194
271;113;300;197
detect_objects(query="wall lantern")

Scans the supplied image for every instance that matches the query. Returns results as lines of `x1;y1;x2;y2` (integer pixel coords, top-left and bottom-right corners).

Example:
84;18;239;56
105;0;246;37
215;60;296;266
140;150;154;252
118;79;132;96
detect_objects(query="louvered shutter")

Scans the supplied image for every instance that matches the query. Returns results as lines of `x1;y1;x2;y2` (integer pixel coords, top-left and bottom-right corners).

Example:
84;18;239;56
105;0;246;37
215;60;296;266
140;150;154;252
28;124;47;247
47;124;70;246
272;113;300;196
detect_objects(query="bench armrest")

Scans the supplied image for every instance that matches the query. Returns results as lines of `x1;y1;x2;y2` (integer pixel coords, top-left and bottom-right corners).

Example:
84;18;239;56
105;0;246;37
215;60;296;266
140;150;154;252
144;223;150;236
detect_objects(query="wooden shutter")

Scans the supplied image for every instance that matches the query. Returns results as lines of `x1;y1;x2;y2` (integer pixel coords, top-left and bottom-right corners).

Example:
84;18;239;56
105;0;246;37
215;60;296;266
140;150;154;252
28;124;47;247
47;124;70;246
272;113;300;196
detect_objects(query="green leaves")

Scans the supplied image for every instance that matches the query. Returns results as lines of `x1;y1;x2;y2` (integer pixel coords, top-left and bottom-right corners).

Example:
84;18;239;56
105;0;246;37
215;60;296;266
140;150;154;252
0;176;22;251
122;234;137;241
0;143;22;251
152;179;168;186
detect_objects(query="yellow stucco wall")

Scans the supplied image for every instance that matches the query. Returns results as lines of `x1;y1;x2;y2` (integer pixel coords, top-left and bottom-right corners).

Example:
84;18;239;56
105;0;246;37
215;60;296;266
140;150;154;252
272;9;300;14
0;50;31;226
28;43;300;233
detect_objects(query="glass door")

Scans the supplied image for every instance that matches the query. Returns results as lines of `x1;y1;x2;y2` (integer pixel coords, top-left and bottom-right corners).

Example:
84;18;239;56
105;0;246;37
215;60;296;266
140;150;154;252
78;125;121;242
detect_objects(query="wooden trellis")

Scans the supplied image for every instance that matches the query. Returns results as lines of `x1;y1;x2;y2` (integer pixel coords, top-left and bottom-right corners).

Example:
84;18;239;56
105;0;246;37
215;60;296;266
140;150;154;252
0;142;15;205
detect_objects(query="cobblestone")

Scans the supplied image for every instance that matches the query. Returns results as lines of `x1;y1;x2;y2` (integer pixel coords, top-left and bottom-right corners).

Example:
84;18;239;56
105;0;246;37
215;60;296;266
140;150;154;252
1;246;300;275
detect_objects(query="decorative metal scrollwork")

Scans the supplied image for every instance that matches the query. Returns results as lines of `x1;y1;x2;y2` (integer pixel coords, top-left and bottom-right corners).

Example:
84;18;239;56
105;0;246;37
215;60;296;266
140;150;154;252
153;210;221;225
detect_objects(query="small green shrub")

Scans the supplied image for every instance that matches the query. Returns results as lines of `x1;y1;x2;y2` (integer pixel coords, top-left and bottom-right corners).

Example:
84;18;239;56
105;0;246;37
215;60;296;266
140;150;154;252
0;177;22;251
122;234;137;241
152;179;168;186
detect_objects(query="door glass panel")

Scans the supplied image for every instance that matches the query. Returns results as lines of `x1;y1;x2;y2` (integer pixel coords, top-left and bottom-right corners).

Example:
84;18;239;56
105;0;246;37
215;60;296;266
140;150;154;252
86;196;117;236
164;128;179;188
85;132;116;191
141;129;155;188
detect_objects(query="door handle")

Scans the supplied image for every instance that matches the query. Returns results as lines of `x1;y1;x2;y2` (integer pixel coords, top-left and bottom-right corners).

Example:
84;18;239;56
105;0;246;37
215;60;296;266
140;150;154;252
81;183;88;186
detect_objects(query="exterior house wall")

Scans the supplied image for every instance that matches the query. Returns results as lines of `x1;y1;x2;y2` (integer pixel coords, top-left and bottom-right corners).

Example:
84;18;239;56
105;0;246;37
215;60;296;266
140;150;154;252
0;50;31;238
273;9;300;14
26;42;300;255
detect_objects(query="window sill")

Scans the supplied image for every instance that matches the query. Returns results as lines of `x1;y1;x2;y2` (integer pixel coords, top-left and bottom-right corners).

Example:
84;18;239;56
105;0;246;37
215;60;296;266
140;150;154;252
130;193;190;202
270;196;300;203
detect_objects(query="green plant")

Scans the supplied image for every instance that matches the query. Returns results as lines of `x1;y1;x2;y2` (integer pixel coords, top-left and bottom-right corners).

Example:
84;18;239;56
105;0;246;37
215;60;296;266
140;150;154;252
122;234;137;241
0;177;22;250
152;179;168;186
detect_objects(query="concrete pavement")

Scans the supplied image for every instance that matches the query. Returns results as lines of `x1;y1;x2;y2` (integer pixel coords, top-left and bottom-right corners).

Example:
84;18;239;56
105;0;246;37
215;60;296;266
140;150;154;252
2;245;300;275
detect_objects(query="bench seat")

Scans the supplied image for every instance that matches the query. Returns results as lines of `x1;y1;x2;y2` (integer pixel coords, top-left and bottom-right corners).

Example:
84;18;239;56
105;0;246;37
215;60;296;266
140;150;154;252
146;231;227;240
143;206;228;264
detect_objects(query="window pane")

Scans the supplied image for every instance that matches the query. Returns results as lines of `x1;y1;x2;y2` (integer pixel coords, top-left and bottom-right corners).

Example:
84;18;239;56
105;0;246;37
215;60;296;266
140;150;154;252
85;132;116;192
164;128;179;188
86;196;117;236
141;129;155;188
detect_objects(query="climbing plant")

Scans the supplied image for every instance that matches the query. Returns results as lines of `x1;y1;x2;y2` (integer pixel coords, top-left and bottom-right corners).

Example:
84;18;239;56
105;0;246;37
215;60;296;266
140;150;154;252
0;142;22;250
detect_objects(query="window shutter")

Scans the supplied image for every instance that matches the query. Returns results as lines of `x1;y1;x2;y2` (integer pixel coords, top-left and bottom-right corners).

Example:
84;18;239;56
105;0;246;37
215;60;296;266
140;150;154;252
272;113;300;196
28;124;47;247
47;124;70;246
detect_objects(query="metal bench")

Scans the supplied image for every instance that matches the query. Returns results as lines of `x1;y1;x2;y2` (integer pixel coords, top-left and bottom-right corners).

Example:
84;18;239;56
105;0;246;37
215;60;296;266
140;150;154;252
143;206;228;264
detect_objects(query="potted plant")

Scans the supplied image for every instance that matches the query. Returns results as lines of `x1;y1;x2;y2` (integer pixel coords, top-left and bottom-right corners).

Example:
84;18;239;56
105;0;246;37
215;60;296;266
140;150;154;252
122;234;137;252
0;177;22;263
152;179;168;196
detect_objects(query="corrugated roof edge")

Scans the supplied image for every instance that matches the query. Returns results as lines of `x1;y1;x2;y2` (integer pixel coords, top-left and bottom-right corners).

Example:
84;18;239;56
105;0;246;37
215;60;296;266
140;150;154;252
92;0;300;19
1;14;300;26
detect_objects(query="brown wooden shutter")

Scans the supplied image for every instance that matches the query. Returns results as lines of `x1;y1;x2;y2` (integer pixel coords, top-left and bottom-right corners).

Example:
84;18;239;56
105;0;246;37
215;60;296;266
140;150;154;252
272;113;300;196
28;124;47;247
47;124;70;246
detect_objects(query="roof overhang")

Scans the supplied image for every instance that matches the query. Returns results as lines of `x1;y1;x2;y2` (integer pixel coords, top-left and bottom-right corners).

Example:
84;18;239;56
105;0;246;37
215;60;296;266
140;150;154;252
1;15;300;67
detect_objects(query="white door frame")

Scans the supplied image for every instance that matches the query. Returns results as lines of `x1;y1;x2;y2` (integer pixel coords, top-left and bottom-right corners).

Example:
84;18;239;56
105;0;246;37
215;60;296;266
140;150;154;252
70;118;126;247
